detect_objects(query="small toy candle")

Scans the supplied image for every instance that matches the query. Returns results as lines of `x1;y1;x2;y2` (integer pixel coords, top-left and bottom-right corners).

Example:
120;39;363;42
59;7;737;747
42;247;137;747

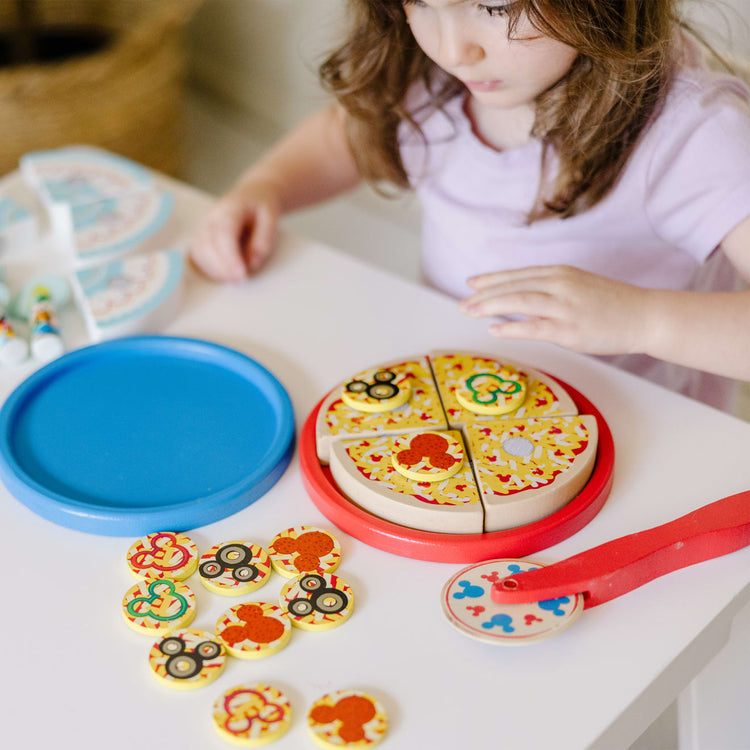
10;274;70;364
29;285;64;362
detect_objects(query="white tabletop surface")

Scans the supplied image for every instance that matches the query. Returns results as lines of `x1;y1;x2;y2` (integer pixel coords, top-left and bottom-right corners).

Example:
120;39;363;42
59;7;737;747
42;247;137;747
2;175;750;750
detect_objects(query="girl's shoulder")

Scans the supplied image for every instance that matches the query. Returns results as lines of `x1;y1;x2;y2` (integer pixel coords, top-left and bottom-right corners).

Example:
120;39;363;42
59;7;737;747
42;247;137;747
661;63;750;124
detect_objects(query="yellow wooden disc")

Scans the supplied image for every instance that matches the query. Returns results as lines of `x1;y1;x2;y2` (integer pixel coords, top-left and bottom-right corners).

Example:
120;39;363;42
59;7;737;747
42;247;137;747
149;628;226;690
212;683;292;747
307;690;388;748
340;368;411;413
121;579;196;635
455;368;528;415
198;541;272;595
279;572;354;631
391;430;464;482
268;526;342;578
125;531;198;581
215;602;292;659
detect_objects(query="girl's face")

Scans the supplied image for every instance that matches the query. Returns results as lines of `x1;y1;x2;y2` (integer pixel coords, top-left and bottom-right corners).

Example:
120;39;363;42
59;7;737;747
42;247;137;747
402;0;578;108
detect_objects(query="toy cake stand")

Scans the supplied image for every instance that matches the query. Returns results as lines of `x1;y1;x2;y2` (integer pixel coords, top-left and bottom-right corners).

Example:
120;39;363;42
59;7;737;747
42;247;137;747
300;377;614;563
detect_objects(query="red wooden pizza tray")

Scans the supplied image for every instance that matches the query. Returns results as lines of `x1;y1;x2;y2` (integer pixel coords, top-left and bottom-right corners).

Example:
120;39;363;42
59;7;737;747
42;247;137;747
300;376;615;563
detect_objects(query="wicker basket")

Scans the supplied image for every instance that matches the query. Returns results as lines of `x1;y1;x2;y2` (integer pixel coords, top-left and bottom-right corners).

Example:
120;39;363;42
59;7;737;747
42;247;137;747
0;0;204;177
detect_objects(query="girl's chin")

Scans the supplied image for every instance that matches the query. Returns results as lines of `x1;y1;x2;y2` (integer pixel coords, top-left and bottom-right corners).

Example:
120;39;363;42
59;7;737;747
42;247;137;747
467;87;535;110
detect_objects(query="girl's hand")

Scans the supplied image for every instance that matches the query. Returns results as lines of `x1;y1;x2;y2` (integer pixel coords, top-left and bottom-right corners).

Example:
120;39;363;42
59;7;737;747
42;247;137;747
189;177;281;283
460;265;650;356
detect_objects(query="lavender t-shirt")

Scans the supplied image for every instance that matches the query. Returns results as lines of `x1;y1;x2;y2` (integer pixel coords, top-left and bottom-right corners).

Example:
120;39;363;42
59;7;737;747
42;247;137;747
400;67;750;411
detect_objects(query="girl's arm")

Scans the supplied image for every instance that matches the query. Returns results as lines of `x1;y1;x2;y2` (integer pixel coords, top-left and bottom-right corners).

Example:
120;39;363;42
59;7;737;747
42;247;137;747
460;214;750;382
190;104;362;282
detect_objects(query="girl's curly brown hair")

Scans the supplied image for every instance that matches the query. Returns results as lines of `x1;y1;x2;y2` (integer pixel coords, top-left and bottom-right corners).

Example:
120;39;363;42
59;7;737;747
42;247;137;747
320;0;701;221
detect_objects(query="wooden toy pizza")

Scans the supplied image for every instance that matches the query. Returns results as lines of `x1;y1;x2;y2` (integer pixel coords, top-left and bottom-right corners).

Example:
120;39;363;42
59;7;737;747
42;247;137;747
215;602;292;659
212;683;292;746
125;531;198;581
301;350;615;562
307;690;388;748
268;526;342;578
198;541;272;595
279;572;354;631
148;629;226;690
121;578;196;635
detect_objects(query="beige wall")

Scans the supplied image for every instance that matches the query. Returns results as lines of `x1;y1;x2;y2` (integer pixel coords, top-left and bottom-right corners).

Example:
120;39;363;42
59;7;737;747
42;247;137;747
189;0;750;133
189;0;342;130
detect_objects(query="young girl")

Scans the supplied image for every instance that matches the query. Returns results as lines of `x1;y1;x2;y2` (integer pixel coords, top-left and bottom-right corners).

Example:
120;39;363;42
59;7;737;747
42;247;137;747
189;0;750;412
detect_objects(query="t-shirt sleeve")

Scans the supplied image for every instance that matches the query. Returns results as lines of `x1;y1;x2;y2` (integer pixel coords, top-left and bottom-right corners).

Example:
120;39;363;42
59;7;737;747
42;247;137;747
644;72;750;261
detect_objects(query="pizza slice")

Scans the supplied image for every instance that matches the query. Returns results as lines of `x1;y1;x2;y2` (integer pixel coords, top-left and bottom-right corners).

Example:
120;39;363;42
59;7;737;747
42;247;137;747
316;357;447;463
464;415;598;532
429;350;578;428
328;429;483;534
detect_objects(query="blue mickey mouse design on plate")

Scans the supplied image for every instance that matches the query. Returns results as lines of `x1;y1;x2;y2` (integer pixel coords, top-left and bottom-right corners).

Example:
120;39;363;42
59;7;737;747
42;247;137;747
442;559;584;645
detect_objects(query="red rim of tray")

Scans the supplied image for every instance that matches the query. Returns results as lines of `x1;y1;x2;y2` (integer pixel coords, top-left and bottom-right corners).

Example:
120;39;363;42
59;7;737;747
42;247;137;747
300;376;615;563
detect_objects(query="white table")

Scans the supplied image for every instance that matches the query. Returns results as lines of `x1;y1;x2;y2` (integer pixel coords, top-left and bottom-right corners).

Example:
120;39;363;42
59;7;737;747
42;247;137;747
2;177;750;750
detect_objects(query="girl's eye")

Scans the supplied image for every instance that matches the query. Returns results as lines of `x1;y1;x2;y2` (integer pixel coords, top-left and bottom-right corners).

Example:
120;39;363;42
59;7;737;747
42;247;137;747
478;3;511;16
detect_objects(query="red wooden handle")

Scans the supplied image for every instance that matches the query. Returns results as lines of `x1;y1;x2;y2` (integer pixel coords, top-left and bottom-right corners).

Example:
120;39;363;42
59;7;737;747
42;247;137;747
492;490;750;608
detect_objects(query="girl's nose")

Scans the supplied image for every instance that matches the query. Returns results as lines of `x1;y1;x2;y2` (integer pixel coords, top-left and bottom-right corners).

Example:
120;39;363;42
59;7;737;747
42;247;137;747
437;17;483;68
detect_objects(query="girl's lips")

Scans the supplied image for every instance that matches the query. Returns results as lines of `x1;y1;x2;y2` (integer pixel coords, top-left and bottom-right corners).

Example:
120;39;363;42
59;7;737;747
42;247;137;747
463;80;502;92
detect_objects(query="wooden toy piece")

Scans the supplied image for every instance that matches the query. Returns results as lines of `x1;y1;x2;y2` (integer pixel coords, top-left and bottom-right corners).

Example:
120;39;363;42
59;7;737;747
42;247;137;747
442;559;584;645
148;628;226;690
466;415;598;532
215;602;292;659
268;526;342;578
73;248;184;341
279;572;354;631
307;690;388;749
0;282;28;366
391;430;464;482
121;578;196;635
315;357;447;464
341;368;411;413
212;683;292;747
199;541;272;596
0;197;37;256
455;365;528;416
125;531;198;581
329;430;484;534
491;489;750;609
429;350;578;427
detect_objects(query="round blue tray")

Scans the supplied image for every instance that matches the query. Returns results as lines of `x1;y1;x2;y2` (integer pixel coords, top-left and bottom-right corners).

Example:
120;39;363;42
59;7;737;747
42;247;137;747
0;336;295;535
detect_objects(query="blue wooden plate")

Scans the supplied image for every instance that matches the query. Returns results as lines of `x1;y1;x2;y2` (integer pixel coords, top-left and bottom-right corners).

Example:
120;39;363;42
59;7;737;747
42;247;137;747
0;336;295;535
